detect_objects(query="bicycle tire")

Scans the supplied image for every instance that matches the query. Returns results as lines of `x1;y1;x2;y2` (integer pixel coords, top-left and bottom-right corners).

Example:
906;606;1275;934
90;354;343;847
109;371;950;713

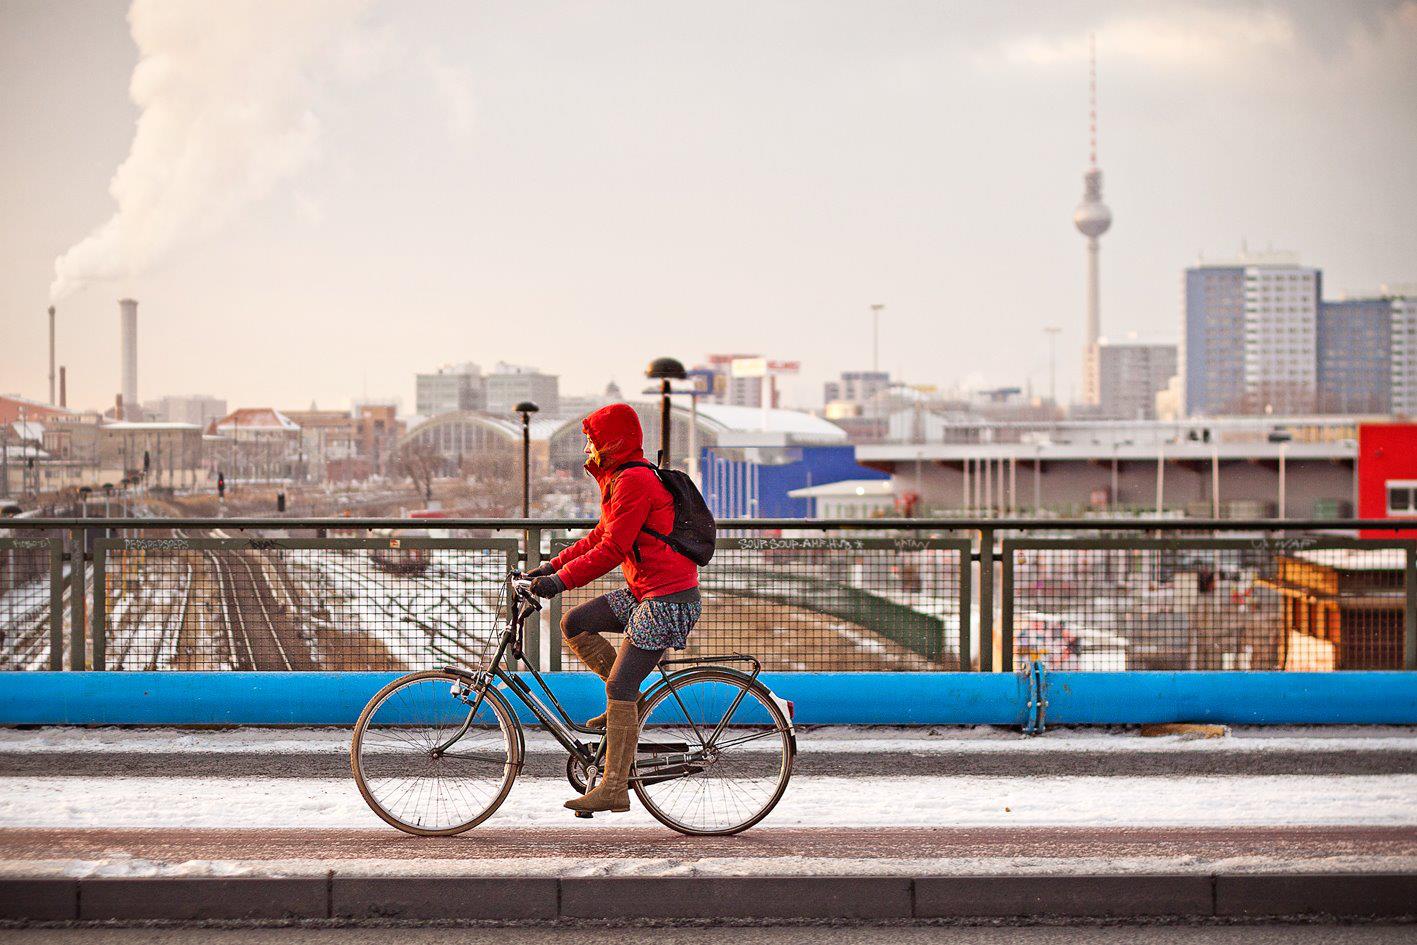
351;669;521;836
633;668;794;836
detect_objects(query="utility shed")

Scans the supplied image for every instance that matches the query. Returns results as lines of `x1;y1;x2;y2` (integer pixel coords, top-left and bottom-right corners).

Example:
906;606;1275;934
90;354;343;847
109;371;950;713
1261;548;1409;670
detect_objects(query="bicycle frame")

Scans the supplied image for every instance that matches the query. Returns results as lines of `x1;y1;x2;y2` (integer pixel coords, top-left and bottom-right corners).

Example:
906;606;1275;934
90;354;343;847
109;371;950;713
434;574;779;775
435;576;623;770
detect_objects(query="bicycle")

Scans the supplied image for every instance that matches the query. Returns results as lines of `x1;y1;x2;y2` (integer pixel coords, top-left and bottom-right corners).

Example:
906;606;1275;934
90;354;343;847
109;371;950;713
351;572;796;836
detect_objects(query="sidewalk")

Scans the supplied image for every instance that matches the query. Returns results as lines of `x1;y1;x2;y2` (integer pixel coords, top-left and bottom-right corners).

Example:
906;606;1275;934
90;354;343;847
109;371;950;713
1;726;1413;920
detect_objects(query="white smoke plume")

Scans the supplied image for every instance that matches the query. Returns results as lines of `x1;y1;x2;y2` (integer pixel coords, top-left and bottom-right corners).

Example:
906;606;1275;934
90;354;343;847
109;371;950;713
49;0;374;301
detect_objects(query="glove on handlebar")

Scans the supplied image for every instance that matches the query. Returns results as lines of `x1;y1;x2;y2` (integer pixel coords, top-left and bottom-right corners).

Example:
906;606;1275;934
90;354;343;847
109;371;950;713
529;574;565;598
523;563;556;579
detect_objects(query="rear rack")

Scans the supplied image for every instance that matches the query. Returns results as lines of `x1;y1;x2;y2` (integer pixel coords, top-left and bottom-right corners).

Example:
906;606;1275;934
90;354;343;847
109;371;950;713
660;653;762;677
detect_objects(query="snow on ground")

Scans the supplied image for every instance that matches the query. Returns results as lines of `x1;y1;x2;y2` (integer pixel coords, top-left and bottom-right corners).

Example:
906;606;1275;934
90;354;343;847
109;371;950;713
0;725;1412;755
7;852;1414;880
2;774;1414;830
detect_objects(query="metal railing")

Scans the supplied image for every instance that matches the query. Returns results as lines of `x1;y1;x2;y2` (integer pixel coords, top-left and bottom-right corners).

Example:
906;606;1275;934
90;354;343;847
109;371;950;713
0;516;1413;673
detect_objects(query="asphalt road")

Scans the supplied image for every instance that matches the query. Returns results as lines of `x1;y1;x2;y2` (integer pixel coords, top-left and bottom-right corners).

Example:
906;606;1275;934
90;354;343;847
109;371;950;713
5;749;1414;778
2;923;1413;943
2;826;1412;863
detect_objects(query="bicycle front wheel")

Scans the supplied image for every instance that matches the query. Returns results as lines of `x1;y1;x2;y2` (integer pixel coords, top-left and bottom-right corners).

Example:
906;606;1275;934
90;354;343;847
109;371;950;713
634;669;794;836
351;670;520;836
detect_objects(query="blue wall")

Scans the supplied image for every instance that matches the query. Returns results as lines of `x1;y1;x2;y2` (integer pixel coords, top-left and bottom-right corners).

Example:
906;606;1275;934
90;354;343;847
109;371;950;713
703;445;889;519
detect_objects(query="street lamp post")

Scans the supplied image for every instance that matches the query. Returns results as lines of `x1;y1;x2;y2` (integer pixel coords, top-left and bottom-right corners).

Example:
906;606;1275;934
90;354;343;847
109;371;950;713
646;357;687;469
870;304;885;374
515;401;539;518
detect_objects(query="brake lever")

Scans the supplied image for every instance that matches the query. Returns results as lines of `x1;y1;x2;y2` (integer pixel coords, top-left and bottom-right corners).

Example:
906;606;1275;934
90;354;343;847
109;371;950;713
510;578;541;610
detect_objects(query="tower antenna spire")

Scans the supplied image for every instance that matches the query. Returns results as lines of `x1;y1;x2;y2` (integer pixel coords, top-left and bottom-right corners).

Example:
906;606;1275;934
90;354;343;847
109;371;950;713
1074;33;1111;407
1088;32;1098;168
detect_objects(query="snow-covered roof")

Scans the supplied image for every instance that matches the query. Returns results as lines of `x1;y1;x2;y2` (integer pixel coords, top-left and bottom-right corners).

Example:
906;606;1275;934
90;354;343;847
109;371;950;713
688;403;847;443
788;478;895;499
102;421;203;432
213;408;300;433
9;421;44;441
401;410;577;445
2;445;50;460
1291;548;1408;571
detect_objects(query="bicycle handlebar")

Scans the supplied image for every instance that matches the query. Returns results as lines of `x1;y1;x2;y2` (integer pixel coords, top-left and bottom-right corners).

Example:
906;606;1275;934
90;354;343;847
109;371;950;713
508;572;541;610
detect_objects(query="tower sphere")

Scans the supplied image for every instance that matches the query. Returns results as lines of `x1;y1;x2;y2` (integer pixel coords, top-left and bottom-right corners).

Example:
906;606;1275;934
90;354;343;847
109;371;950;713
1073;198;1112;238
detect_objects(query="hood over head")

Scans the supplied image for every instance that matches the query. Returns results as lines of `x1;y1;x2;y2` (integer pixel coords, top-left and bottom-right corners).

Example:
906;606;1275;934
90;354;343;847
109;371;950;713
582;402;645;480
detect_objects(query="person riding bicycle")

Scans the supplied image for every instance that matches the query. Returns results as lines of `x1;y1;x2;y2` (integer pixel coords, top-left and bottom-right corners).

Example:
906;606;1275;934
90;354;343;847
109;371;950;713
524;402;701;815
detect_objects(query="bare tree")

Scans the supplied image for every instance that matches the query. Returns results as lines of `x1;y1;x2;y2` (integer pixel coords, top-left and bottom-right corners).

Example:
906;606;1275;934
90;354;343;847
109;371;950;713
397;442;443;504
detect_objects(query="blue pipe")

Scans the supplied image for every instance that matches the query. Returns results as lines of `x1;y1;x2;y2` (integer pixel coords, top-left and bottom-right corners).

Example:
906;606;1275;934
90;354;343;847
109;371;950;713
1046;671;1417;725
0;671;1411;727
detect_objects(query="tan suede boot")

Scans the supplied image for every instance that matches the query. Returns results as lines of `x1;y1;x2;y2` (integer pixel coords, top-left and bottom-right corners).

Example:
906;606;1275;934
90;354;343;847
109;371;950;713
564;698;637;814
565;632;617;679
565;633;618;728
585;693;645;731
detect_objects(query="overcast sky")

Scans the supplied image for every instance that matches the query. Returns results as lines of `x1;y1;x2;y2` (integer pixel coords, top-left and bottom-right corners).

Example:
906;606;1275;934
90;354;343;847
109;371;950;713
2;0;1415;415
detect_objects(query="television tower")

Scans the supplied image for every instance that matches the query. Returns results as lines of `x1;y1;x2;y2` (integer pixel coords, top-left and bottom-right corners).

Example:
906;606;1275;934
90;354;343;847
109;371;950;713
1074;34;1111;406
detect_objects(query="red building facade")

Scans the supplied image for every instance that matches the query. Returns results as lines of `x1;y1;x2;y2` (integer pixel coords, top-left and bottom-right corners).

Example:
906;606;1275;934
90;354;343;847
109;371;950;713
1358;423;1417;539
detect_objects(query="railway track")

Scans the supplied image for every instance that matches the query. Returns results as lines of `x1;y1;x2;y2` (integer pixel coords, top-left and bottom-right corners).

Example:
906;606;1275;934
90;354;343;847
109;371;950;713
180;529;313;671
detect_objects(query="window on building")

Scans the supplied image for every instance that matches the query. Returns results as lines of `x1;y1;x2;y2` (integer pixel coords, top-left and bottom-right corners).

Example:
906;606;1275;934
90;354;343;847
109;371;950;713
1387;482;1417;516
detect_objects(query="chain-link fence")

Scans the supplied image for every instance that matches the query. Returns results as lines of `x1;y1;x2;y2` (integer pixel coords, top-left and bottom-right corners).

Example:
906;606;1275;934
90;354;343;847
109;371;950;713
93;537;516;671
549;534;971;672
1002;538;1412;671
1;519;1413;673
0;538;62;670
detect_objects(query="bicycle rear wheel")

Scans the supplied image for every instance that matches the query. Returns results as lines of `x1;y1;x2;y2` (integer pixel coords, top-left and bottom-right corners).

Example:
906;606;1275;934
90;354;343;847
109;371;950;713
351;669;520;836
633;669;794;836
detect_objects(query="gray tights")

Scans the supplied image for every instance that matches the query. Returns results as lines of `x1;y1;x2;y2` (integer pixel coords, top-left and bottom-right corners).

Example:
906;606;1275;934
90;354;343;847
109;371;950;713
562;594;665;701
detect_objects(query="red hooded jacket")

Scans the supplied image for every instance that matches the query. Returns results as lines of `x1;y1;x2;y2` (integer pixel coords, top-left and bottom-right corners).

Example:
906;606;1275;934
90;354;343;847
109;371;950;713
550;403;699;600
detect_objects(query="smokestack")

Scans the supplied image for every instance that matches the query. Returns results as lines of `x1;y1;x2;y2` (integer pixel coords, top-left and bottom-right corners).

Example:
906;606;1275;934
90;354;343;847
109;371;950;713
59;367;67;408
115;393;124;421
48;306;56;405
119;298;137;420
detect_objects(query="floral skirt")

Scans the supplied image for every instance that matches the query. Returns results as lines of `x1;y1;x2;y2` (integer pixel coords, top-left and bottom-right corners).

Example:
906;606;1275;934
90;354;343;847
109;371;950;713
603;587;701;651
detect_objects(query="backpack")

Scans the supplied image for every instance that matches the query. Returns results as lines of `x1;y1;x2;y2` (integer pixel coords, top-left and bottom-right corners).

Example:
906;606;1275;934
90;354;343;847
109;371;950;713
615;460;716;566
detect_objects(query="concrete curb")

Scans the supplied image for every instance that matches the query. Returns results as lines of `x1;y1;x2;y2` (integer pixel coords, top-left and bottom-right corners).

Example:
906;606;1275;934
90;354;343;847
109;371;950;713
1;873;1413;922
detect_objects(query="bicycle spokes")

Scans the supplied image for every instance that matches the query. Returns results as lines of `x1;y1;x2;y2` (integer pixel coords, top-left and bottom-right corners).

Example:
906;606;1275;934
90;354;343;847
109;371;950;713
351;670;519;835
634;671;793;836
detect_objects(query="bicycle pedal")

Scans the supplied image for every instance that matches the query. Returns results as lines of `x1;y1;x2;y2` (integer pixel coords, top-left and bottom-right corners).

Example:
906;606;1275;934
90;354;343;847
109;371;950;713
574;811;594;819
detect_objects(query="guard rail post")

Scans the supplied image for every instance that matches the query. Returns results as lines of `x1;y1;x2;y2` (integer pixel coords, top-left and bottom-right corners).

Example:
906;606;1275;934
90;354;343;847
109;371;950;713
525;525;542;671
1406;543;1416;671
66;527;85;671
91;529;107;671
47;540;62;670
958;538;973;672
978;526;995;672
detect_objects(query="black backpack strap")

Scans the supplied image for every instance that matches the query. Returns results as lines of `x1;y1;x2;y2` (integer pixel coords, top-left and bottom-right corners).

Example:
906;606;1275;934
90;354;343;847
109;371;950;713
612;461;657;561
612;461;676;556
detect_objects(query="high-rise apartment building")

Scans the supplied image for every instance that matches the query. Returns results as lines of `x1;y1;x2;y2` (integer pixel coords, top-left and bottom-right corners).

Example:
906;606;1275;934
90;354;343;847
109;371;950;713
484;362;559;415
145;395;227;427
1183;257;1319;416
1182;254;1417;418
1393;294;1417;416
1317;299;1392;414
824;371;891;408
696;354;769;408
1241;263;1320;415
1182;266;1247;416
1096;341;1177;420
415;363;484;416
